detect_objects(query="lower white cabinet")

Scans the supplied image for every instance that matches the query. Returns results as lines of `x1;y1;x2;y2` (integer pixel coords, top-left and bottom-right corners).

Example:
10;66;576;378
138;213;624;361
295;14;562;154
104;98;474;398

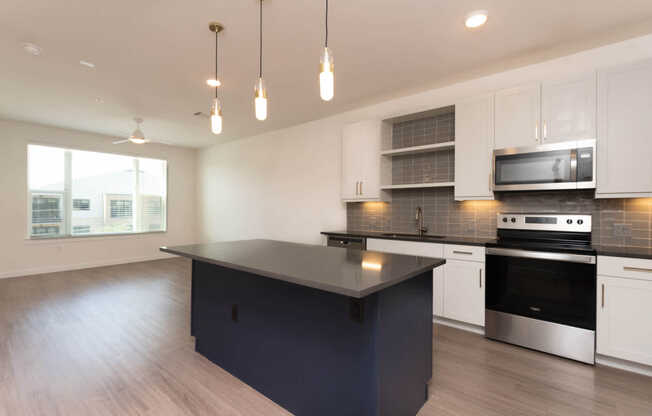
441;260;484;326
367;238;485;327
597;256;652;366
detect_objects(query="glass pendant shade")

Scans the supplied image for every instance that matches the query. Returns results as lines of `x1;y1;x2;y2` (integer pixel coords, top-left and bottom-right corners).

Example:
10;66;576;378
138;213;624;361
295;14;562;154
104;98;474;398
319;47;334;101
210;97;223;134
254;77;268;121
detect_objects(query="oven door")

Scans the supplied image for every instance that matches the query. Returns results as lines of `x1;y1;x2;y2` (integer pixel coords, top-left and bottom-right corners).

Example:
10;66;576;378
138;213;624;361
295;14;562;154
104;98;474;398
492;140;595;191
485;248;596;330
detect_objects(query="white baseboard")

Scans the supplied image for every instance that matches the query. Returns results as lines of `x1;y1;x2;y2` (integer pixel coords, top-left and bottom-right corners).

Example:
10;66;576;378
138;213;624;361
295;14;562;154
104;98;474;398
0;252;174;279
596;354;652;378
433;315;485;335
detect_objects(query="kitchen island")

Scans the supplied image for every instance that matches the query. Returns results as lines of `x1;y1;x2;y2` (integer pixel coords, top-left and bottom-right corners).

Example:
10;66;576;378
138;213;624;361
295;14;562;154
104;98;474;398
160;239;445;416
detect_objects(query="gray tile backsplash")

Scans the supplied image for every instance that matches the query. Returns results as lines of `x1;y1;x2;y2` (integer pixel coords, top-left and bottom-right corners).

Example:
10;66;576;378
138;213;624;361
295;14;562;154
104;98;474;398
347;114;652;248
391;112;455;185
347;188;652;247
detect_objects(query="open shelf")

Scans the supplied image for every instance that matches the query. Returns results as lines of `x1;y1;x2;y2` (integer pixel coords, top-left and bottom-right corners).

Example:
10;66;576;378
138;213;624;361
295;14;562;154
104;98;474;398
380;141;455;157
380;182;455;190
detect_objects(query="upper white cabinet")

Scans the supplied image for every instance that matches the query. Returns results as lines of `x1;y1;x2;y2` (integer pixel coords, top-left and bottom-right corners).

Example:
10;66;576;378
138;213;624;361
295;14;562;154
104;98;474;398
341;120;388;201
494;74;597;149
596;59;652;198
541;73;596;143
597;256;652;366
454;95;494;201
494;84;541;149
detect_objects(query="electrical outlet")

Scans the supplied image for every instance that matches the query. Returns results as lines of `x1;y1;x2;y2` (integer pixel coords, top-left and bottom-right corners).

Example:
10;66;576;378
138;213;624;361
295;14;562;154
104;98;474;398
613;223;632;237
464;222;476;234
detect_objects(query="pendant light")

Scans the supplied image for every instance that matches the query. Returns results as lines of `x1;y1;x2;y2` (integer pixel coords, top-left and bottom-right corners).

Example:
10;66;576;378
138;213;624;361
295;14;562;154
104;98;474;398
254;0;268;120
319;0;334;101
209;22;224;134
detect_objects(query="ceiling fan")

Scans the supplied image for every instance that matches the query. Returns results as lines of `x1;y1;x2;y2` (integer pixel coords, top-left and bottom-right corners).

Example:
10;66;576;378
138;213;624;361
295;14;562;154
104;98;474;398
113;117;149;144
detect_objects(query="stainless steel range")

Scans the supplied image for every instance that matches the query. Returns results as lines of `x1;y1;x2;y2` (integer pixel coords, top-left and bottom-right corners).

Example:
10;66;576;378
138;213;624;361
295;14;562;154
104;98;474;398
485;213;597;364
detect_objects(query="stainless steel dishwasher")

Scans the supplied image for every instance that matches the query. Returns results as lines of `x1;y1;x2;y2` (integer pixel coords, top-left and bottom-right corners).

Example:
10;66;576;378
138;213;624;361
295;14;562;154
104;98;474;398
326;235;366;250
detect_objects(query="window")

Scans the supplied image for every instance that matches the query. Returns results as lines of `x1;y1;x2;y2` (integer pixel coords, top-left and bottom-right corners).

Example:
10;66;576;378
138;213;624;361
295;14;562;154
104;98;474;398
110;199;132;218
27;145;167;238
73;198;90;211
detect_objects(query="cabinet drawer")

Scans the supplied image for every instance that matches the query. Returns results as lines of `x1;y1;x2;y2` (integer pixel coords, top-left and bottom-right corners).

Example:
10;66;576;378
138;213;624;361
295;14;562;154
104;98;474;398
366;238;443;258
598;256;652;282
444;244;485;262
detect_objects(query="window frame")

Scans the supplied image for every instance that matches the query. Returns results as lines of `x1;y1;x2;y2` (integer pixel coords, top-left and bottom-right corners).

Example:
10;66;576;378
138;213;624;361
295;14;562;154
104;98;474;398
26;143;168;240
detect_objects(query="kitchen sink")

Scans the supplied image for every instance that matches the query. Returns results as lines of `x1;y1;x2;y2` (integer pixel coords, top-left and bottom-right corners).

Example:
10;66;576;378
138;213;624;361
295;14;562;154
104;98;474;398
381;233;445;239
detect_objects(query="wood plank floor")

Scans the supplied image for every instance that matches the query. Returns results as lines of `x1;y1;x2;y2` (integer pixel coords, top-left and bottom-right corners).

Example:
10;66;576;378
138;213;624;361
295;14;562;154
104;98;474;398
1;258;651;416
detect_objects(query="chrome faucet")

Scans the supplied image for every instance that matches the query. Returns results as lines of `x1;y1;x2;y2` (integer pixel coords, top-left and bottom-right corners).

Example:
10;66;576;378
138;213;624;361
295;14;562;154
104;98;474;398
415;206;428;236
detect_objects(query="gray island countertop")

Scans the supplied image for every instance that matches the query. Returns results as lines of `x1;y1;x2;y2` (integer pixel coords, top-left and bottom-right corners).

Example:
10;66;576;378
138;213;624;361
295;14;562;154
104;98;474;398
160;239;445;298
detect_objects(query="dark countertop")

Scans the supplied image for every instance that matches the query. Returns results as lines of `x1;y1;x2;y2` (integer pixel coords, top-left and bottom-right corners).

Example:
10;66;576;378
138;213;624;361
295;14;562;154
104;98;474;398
321;230;496;247
323;231;652;260
592;245;652;260
160;239;445;298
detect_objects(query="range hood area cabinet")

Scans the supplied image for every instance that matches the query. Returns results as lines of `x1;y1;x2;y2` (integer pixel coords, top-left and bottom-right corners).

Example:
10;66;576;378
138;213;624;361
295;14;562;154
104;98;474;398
341;120;389;202
494;73;597;149
596;58;652;198
454;95;495;201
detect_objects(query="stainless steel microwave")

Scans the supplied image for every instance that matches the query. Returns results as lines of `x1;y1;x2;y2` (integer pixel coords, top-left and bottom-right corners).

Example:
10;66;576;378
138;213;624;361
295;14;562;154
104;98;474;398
492;140;596;191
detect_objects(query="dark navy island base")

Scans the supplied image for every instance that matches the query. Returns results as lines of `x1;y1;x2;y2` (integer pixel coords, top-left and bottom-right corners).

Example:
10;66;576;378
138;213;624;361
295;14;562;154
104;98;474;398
160;240;444;416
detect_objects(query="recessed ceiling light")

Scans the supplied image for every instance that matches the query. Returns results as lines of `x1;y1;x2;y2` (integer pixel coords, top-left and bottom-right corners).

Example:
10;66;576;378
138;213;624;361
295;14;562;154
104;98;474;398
80;60;96;68
206;79;222;87
22;42;42;56
465;10;488;28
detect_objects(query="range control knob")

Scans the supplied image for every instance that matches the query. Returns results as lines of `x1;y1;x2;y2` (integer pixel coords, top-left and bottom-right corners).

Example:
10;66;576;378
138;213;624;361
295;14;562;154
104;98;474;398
577;219;584;225
567;219;573;224
510;217;516;223
502;217;508;223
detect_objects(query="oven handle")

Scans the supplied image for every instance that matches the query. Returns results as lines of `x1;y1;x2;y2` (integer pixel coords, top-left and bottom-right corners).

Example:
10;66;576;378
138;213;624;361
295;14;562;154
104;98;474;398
486;247;596;264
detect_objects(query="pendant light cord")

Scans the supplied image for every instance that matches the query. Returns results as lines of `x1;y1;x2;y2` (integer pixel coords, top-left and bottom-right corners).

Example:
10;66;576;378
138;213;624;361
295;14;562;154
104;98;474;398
325;0;329;48
259;0;263;79
215;30;218;98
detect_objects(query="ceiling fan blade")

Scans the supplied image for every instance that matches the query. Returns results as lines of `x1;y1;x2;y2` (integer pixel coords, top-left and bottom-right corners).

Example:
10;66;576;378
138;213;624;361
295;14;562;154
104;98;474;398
113;139;129;144
148;139;175;145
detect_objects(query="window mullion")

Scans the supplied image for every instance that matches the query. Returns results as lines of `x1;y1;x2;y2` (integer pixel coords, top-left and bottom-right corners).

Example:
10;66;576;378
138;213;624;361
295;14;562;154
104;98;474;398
64;150;72;236
133;158;141;233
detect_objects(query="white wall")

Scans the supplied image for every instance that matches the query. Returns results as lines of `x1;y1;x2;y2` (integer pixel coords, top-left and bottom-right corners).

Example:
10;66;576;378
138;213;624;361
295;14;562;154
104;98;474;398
197;34;652;245
198;118;346;245
0;119;198;278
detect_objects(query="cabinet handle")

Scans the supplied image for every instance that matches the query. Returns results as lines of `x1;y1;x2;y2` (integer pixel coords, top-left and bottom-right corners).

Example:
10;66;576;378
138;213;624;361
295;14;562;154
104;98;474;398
360;181;363;195
624;266;652;273
453;250;473;255
479;269;482;288
601;283;604;308
535;122;539;142
355;181;359;195
543;120;547;141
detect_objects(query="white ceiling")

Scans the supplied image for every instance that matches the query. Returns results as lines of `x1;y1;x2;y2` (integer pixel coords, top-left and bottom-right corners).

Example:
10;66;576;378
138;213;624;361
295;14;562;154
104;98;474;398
2;0;652;148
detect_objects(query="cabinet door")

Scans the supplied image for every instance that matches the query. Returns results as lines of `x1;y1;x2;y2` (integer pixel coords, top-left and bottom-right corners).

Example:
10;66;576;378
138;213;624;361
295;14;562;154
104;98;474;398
541;73;596;143
494;84;541;149
433;266;444;317
341;123;363;200
596;59;652;197
443;260;484;326
454;95;494;200
341;120;384;201
359;121;384;200
597;275;652;366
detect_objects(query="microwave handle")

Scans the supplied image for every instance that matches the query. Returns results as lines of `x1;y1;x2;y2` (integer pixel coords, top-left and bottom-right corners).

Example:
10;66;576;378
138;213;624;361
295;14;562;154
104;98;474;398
570;149;578;182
